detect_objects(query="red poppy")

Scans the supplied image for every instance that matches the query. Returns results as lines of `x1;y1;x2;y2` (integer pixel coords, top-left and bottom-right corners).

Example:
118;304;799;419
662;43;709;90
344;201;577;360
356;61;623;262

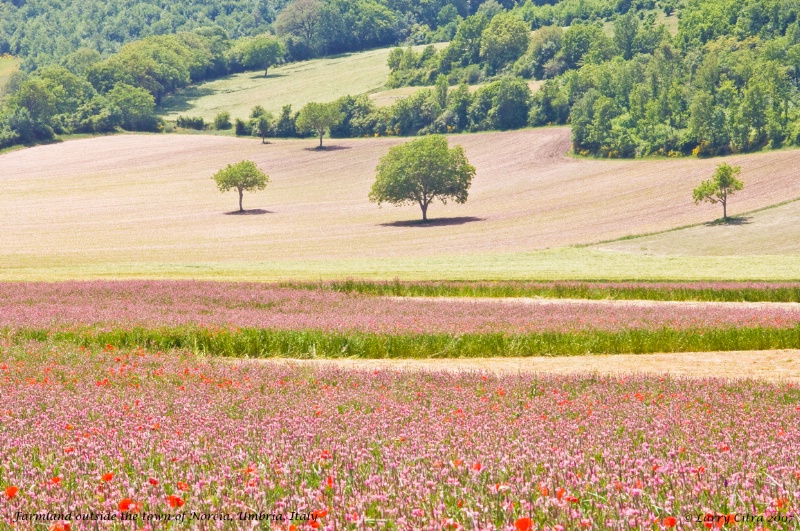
50;477;61;485
289;526;297;531
663;517;677;528
64;447;75;454
566;496;579;503
65;424;73;431
556;487;565;501
101;473;113;482
167;495;184;508
515;518;533;531
326;475;334;488
50;524;70;531
539;485;549;497
312;510;327;518
471;462;482;471
320;450;332;459
177;481;189;491
148;478;159;486
118;498;136;512
5;486;18;499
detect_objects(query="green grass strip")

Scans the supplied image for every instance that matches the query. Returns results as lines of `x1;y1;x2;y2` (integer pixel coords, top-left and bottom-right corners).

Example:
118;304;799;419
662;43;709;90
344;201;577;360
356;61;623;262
6;326;800;358
279;279;800;303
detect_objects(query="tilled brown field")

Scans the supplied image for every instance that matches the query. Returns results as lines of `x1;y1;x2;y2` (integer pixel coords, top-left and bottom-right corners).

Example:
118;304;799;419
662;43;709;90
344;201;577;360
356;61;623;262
2;128;800;267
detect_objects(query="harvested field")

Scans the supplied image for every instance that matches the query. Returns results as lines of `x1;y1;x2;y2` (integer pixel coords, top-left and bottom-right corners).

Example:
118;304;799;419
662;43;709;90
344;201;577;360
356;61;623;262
3;129;800;280
290;349;800;382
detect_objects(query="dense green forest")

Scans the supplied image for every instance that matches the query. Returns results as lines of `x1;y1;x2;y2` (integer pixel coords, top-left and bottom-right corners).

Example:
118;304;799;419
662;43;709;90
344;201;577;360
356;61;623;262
4;0;800;158
0;0;481;68
384;0;800;156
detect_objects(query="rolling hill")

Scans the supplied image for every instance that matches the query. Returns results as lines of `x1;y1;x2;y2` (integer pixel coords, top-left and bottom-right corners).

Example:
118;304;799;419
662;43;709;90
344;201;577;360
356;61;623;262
1;128;800;280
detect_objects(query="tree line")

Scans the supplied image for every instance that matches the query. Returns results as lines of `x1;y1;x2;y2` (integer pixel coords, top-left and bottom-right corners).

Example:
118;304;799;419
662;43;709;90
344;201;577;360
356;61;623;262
205;75;533;145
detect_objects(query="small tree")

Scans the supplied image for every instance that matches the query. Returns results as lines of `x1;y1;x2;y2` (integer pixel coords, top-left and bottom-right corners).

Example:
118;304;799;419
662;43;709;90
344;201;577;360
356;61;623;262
692;163;744;220
212;160;269;212
254;115;273;143
296;102;343;147
239;36;285;76
369;135;476;221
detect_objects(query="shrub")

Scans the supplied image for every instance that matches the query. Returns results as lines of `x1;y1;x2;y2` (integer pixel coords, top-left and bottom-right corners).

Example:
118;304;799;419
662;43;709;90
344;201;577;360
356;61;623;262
214;112;232;130
176;116;205;130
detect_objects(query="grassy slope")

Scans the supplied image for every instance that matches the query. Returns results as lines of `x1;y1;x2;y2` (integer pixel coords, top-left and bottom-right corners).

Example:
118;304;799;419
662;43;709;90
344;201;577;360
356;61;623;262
159;45;445;122
0;56;20;89
595;199;800;256
2;128;800;281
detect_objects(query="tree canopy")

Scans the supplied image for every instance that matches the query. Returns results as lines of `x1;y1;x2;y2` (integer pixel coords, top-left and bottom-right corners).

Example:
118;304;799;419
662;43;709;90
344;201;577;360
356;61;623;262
296;102;344;147
369;135;476;221
233;36;285;76
212;160;270;212
693;163;744;220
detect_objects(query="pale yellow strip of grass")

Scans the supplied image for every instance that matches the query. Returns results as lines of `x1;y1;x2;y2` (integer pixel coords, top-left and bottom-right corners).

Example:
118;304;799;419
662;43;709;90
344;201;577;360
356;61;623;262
259;350;800;382
1;249;799;281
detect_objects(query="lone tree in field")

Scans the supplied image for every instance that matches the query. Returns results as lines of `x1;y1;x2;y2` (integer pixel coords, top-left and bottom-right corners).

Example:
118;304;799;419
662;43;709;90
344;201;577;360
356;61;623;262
239;36;285;76
692;163;744;220
296;102;343;148
369;135;476;222
212;161;269;212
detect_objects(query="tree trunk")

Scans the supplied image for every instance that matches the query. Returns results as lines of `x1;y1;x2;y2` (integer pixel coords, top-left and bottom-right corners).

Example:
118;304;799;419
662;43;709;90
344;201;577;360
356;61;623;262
421;203;428;221
264;66;269;77
722;199;726;220
319;132;324;148
238;188;244;212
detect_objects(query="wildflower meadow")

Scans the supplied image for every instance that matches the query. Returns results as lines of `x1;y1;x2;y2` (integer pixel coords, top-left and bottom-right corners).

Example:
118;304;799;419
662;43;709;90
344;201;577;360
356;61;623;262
1;281;799;529
1;342;799;530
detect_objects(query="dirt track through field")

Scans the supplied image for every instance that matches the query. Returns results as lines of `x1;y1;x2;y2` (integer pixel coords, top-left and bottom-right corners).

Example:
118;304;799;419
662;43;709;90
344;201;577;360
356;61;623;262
391;296;800;310
263;350;800;381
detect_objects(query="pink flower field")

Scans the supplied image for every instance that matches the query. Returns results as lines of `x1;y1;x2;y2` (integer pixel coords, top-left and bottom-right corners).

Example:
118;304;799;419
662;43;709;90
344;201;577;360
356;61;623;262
1;281;800;334
1;343;799;530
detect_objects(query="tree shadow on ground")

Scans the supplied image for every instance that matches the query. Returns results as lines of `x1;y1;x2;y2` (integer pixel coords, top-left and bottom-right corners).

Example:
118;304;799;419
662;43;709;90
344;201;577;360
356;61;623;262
380;216;484;228
224;209;272;216
302;145;352;152
705;215;752;226
245;72;287;80
157;86;216;115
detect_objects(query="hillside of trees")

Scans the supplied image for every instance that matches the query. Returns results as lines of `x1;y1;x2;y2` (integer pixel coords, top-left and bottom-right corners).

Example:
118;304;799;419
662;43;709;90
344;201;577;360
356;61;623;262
4;0;800;159
0;0;485;69
387;0;800;157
